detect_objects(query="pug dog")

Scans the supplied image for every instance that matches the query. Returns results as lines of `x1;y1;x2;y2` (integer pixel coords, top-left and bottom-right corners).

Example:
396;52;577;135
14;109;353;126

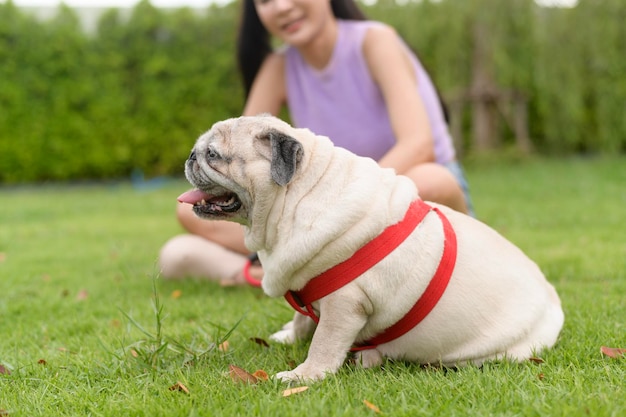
178;114;564;382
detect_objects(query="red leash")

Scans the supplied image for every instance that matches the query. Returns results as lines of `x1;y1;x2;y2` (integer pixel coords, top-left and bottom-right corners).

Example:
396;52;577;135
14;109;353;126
284;200;457;351
243;253;263;287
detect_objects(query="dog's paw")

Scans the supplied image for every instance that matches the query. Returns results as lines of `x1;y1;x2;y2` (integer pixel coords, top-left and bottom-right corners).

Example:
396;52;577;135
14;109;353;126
269;329;296;344
275;364;328;382
353;349;383;369
269;321;296;344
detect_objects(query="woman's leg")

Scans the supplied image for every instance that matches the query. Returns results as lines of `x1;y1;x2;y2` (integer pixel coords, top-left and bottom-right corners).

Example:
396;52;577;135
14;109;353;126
175;202;249;254
158;203;258;284
403;162;469;214
158;234;248;284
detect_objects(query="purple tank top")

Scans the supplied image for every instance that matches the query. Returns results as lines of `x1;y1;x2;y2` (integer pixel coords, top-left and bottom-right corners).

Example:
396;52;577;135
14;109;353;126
285;20;455;164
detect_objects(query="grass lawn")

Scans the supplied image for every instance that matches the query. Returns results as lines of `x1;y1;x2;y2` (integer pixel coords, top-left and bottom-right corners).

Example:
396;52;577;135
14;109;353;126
0;155;624;416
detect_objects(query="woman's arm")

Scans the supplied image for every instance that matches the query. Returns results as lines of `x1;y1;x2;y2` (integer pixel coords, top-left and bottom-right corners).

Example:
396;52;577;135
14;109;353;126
243;52;287;117
363;24;435;174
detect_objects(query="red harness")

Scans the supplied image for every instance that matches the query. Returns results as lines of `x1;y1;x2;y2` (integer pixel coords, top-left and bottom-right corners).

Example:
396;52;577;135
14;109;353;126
284;200;457;351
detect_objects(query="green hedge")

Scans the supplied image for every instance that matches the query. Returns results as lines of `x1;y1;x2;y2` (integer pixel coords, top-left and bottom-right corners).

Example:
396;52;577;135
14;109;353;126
0;0;242;183
0;0;624;183
369;0;626;154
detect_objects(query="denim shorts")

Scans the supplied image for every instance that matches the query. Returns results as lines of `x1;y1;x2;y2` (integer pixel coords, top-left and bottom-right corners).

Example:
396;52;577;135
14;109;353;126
444;160;475;217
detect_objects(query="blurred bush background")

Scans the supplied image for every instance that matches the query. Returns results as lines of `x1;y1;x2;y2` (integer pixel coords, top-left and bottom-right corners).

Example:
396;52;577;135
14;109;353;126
0;0;623;183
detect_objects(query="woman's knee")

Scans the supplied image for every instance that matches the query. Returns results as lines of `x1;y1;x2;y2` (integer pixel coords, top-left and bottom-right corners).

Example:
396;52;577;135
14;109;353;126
404;163;468;214
158;234;198;279
158;234;248;281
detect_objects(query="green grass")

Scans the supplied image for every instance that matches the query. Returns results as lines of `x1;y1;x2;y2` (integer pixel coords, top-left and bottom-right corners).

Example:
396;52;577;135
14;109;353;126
1;156;625;416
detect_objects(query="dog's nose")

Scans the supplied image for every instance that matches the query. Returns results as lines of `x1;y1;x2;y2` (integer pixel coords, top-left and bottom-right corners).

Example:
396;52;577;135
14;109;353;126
188;150;197;162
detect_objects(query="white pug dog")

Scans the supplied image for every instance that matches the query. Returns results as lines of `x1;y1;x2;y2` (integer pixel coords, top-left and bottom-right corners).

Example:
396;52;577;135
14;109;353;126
178;115;564;382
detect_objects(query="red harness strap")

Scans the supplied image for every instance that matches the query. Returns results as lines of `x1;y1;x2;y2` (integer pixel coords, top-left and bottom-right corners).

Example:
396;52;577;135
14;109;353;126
284;200;457;351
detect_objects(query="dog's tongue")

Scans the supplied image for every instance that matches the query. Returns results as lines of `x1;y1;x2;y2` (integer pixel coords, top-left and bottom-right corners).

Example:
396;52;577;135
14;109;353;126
177;189;212;204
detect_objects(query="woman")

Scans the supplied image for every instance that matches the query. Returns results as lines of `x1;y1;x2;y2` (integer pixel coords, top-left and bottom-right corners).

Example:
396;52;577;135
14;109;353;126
158;0;473;284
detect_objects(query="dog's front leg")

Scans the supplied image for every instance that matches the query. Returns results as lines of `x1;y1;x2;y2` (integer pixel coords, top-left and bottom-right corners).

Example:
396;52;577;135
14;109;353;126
275;291;368;382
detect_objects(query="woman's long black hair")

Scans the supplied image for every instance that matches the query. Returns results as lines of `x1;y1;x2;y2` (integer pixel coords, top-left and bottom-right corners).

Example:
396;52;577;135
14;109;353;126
236;0;367;98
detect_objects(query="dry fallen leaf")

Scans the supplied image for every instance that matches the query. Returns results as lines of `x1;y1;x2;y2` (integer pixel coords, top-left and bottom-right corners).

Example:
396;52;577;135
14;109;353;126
600;346;626;359
37;359;47;366
229;365;258;384
252;370;269;381
363;399;381;413
537;373;545;380
171;289;182;299
130;349;138;358
282;386;309;397
218;341;230;352
169;381;190;394
528;357;545;364
0;409;9;416
250;337;270;348
0;365;10;375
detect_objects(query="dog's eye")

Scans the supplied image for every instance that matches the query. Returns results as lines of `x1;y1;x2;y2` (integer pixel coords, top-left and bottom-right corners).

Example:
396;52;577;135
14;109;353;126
207;148;220;160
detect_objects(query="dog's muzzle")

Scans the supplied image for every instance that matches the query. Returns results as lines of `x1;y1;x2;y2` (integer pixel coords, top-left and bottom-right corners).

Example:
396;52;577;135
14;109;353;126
179;150;243;217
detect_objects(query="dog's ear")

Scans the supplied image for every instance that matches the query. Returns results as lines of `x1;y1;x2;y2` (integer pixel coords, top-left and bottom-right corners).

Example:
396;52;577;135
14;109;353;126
269;130;303;186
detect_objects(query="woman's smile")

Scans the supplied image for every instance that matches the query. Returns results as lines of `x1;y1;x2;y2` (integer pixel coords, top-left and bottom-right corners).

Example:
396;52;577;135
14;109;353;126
281;17;305;35
282;19;304;34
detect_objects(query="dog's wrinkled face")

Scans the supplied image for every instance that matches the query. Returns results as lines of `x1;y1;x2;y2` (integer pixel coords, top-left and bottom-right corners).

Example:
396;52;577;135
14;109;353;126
178;116;303;225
